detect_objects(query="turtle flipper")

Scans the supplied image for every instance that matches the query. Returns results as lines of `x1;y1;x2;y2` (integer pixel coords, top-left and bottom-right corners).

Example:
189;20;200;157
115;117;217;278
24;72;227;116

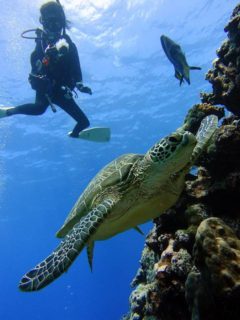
191;114;218;163
19;199;115;292
87;242;95;271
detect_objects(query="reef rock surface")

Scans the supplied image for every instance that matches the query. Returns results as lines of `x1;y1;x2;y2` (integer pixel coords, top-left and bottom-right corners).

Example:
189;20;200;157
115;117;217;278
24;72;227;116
123;4;240;320
201;4;240;115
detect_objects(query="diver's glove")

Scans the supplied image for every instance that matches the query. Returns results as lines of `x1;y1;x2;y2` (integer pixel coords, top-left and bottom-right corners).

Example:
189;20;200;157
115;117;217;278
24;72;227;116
76;82;92;95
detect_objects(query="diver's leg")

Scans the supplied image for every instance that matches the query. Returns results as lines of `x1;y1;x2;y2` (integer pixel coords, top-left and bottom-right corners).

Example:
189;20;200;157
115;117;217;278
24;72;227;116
0;92;49;117
53;93;90;137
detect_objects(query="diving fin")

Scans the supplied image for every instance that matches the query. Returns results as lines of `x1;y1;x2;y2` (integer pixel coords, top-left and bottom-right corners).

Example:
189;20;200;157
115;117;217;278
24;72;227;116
69;127;111;142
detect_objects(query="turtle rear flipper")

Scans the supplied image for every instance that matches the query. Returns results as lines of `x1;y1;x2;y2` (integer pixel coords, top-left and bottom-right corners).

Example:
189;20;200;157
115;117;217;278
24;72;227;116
19;199;116;292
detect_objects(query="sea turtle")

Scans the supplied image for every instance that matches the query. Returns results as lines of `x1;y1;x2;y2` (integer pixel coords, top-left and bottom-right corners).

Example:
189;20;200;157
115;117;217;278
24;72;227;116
19;114;218;291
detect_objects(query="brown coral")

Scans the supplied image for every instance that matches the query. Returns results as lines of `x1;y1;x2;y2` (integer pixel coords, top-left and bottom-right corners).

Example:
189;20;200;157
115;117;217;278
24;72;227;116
198;121;240;176
182;103;224;134
185;218;240;320
201;5;240;115
123;4;240;320
194;218;240;295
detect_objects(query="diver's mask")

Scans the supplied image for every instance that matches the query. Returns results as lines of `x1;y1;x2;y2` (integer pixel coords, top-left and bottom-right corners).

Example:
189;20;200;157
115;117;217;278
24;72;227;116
41;15;64;40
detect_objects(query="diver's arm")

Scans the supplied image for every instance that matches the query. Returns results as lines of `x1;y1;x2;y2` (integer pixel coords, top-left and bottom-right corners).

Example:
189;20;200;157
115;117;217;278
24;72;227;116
65;34;92;94
70;41;92;95
28;46;48;91
69;41;83;83
30;49;39;74
28;49;40;89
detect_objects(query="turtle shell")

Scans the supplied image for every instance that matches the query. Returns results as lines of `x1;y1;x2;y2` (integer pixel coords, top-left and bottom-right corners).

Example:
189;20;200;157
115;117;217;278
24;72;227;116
56;153;143;238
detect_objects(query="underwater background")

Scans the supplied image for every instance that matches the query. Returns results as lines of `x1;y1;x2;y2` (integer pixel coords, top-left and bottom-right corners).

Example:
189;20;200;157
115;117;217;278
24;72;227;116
0;0;239;319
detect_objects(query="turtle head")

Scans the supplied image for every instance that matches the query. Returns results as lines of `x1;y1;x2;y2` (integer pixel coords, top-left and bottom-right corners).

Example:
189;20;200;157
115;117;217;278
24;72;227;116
145;131;197;173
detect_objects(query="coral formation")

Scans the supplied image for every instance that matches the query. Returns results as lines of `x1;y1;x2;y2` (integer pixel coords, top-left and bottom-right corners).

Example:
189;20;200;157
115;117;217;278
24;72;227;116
182;103;224;134
123;234;192;320
186;218;240;320
123;4;240;320
124;118;240;320
201;4;240;115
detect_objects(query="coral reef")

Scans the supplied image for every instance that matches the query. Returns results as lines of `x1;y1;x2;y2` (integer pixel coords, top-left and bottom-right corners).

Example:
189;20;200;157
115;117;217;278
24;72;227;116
201;4;240;115
123;116;240;320
185;217;240;320
182;103;224;134
123;4;240;320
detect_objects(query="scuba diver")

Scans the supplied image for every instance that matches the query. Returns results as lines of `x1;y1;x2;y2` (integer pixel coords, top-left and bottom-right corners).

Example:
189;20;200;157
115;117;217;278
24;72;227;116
0;0;100;139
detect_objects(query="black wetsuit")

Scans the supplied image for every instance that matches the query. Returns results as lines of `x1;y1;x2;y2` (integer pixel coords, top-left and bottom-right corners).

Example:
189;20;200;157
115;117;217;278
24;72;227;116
7;31;90;136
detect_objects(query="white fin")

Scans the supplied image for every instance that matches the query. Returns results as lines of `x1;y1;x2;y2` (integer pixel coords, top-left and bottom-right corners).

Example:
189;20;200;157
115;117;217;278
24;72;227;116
77;127;111;142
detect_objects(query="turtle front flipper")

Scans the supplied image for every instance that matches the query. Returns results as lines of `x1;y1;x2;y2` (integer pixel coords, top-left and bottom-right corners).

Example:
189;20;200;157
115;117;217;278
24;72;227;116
19;199;116;292
191;114;218;163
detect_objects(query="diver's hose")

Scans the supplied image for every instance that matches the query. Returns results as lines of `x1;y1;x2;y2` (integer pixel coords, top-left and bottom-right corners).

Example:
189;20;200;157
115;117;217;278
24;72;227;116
21;28;43;40
45;94;57;113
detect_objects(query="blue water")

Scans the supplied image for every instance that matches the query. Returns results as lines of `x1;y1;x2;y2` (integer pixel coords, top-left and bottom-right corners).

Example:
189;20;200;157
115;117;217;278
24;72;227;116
0;0;238;319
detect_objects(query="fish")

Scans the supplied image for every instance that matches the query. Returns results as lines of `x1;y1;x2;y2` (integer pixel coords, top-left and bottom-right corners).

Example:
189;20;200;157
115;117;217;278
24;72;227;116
160;34;201;85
